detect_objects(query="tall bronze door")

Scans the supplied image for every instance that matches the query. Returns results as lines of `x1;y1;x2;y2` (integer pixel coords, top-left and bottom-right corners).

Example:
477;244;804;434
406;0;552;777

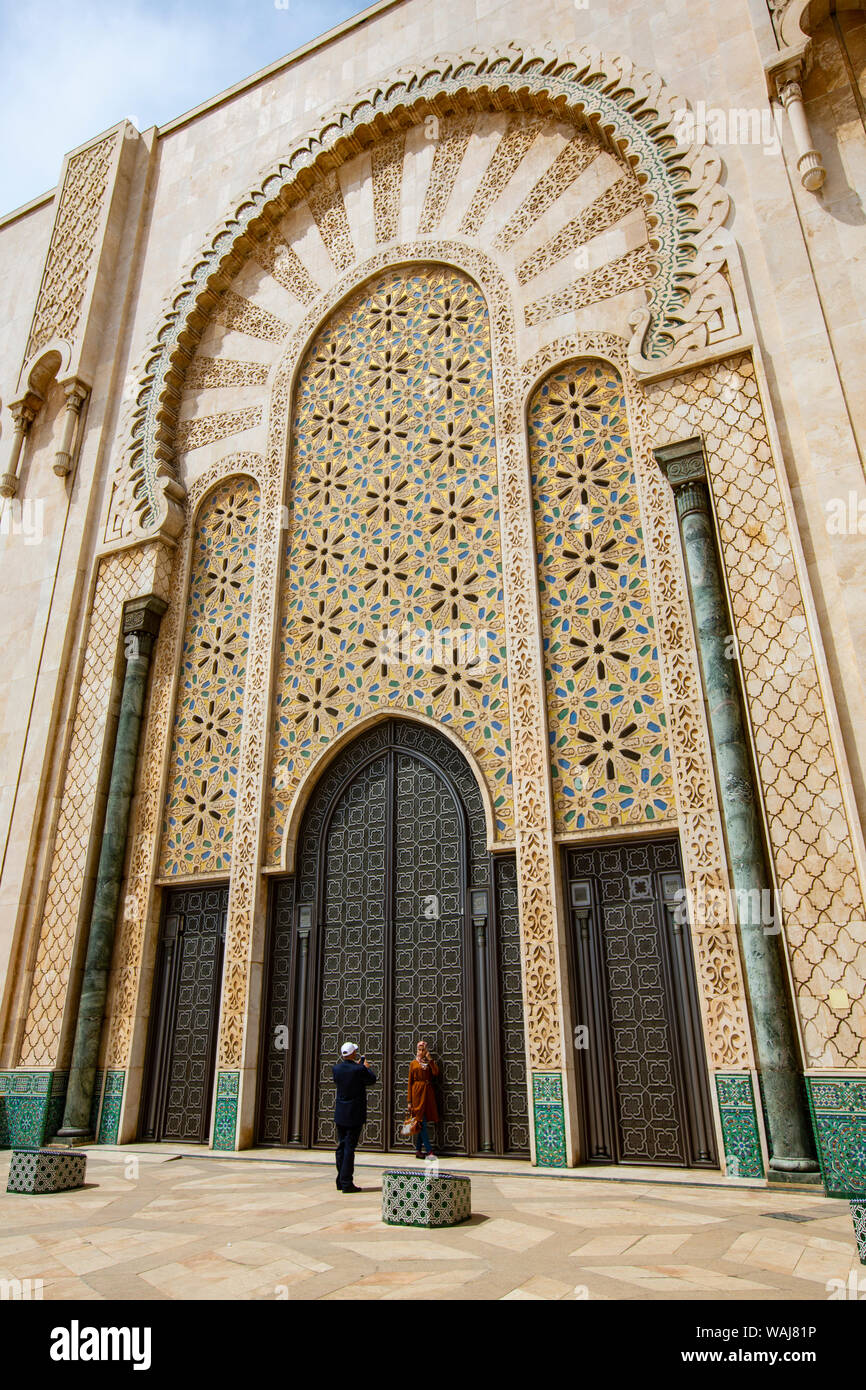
564;837;717;1168
141;884;228;1142
257;719;529;1155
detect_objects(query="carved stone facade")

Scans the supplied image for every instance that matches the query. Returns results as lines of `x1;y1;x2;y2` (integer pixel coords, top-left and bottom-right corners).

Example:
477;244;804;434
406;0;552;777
1;6;864;1185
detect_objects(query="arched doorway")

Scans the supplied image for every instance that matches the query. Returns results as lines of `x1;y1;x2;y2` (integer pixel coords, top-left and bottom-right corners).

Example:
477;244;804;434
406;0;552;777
257;718;529;1155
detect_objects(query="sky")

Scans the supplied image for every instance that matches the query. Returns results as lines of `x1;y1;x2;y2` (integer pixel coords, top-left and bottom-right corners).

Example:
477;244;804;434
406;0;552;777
0;0;372;215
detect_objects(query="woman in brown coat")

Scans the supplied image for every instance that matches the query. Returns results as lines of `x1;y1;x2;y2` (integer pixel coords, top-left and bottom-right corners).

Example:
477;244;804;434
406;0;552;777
407;1039;439;1158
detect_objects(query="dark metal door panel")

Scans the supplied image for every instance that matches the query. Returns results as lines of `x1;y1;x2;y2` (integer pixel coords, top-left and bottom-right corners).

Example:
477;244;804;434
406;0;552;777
143;884;227;1143
565;837;715;1168
314;755;388;1148
494;853;530;1155
601;873;685;1164
390;750;466;1154
257;878;295;1145
257;718;525;1157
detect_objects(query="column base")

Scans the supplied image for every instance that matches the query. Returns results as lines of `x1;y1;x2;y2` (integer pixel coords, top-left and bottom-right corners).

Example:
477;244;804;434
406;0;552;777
769;1155;820;1173
767;1168;823;1187
53;1127;94;1145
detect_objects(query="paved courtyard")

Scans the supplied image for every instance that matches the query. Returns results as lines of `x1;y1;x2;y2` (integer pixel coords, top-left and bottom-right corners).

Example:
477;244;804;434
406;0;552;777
0;1149;861;1301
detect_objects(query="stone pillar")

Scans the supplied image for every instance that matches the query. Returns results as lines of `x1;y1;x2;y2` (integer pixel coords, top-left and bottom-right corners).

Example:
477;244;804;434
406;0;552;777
767;52;826;192
0;397;39;499
57;595;167;1140
655;437;817;1173
53;379;89;478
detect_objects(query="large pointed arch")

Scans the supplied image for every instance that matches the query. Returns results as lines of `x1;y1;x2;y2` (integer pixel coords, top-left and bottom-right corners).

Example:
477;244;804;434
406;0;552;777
103;43;735;546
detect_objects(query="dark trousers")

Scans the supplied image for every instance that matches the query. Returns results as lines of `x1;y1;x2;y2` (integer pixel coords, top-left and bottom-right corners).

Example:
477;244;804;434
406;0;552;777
335;1124;363;1189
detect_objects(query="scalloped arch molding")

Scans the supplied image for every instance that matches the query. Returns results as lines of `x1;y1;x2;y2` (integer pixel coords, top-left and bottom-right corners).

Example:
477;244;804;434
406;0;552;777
105;43;739;546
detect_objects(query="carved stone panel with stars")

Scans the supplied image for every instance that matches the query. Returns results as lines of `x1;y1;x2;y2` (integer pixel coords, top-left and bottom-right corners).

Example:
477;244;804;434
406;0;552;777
528;359;675;833
266;265;512;861
159;477;260;875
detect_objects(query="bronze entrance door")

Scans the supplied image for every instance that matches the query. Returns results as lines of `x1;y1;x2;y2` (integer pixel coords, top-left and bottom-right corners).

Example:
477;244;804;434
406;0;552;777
257;719;530;1155
564;837;716;1168
140;884;228;1142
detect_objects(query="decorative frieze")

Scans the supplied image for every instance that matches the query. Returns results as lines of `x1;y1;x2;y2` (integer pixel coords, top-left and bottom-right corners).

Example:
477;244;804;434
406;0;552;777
371;133;406;244
458;116;544;236
493;131;599;253
525;244;657;326
214;291;288;343
307;170;355;273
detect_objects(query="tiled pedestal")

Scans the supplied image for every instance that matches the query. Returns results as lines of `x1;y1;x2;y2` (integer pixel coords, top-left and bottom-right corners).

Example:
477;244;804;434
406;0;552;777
6;1147;87;1194
382;1168;471;1228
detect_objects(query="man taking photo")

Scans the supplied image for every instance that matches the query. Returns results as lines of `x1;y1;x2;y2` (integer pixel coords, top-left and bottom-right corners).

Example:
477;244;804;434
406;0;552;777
332;1042;377;1193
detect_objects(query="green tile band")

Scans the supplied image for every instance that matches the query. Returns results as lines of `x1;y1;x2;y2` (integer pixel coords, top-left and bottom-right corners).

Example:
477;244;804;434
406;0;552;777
96;1071;125;1145
0;1070;65;1149
213;1071;240;1151
715;1073;765;1178
532;1073;568;1167
806;1076;866;1199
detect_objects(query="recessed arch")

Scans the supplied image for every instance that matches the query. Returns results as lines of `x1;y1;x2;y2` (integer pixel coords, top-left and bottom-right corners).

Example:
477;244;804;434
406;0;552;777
157;468;263;878
265;256;513;861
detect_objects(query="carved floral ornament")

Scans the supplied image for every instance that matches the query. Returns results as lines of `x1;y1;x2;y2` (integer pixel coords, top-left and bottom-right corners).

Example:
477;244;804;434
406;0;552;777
102;43;748;548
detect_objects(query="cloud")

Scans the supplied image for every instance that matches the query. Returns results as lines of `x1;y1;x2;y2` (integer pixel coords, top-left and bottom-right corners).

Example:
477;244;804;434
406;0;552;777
0;0;366;214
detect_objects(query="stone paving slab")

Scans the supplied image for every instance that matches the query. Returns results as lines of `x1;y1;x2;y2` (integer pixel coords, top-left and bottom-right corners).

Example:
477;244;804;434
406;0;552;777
0;1151;859;1301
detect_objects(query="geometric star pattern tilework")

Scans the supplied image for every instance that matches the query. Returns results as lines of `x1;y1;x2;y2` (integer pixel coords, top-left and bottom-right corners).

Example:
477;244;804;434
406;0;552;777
159;477;260;874
266;265;512;861
527;360;674;832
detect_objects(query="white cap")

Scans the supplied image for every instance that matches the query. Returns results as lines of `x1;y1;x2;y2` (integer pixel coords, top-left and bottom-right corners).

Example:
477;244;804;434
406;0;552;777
340;1042;358;1057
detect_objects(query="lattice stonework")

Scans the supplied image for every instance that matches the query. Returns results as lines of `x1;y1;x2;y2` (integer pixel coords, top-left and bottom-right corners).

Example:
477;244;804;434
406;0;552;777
645;354;866;1068
265;264;511;860
25;132;118;361
528;360;674;833
19;544;173;1068
159;477;260;875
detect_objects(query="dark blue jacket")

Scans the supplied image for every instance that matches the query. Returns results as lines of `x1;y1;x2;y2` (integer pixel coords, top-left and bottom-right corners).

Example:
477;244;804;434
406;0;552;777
332;1059;377;1128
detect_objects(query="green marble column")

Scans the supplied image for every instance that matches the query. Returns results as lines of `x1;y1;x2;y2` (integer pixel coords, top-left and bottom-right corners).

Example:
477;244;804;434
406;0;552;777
656;438;816;1173
57;595;166;1140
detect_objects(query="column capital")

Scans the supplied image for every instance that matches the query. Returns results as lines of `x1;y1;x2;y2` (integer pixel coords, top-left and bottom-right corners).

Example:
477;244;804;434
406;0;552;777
765;44;810;102
653;435;707;486
654;437;710;522
9;392;42;431
122;594;168;639
60;376;90;413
